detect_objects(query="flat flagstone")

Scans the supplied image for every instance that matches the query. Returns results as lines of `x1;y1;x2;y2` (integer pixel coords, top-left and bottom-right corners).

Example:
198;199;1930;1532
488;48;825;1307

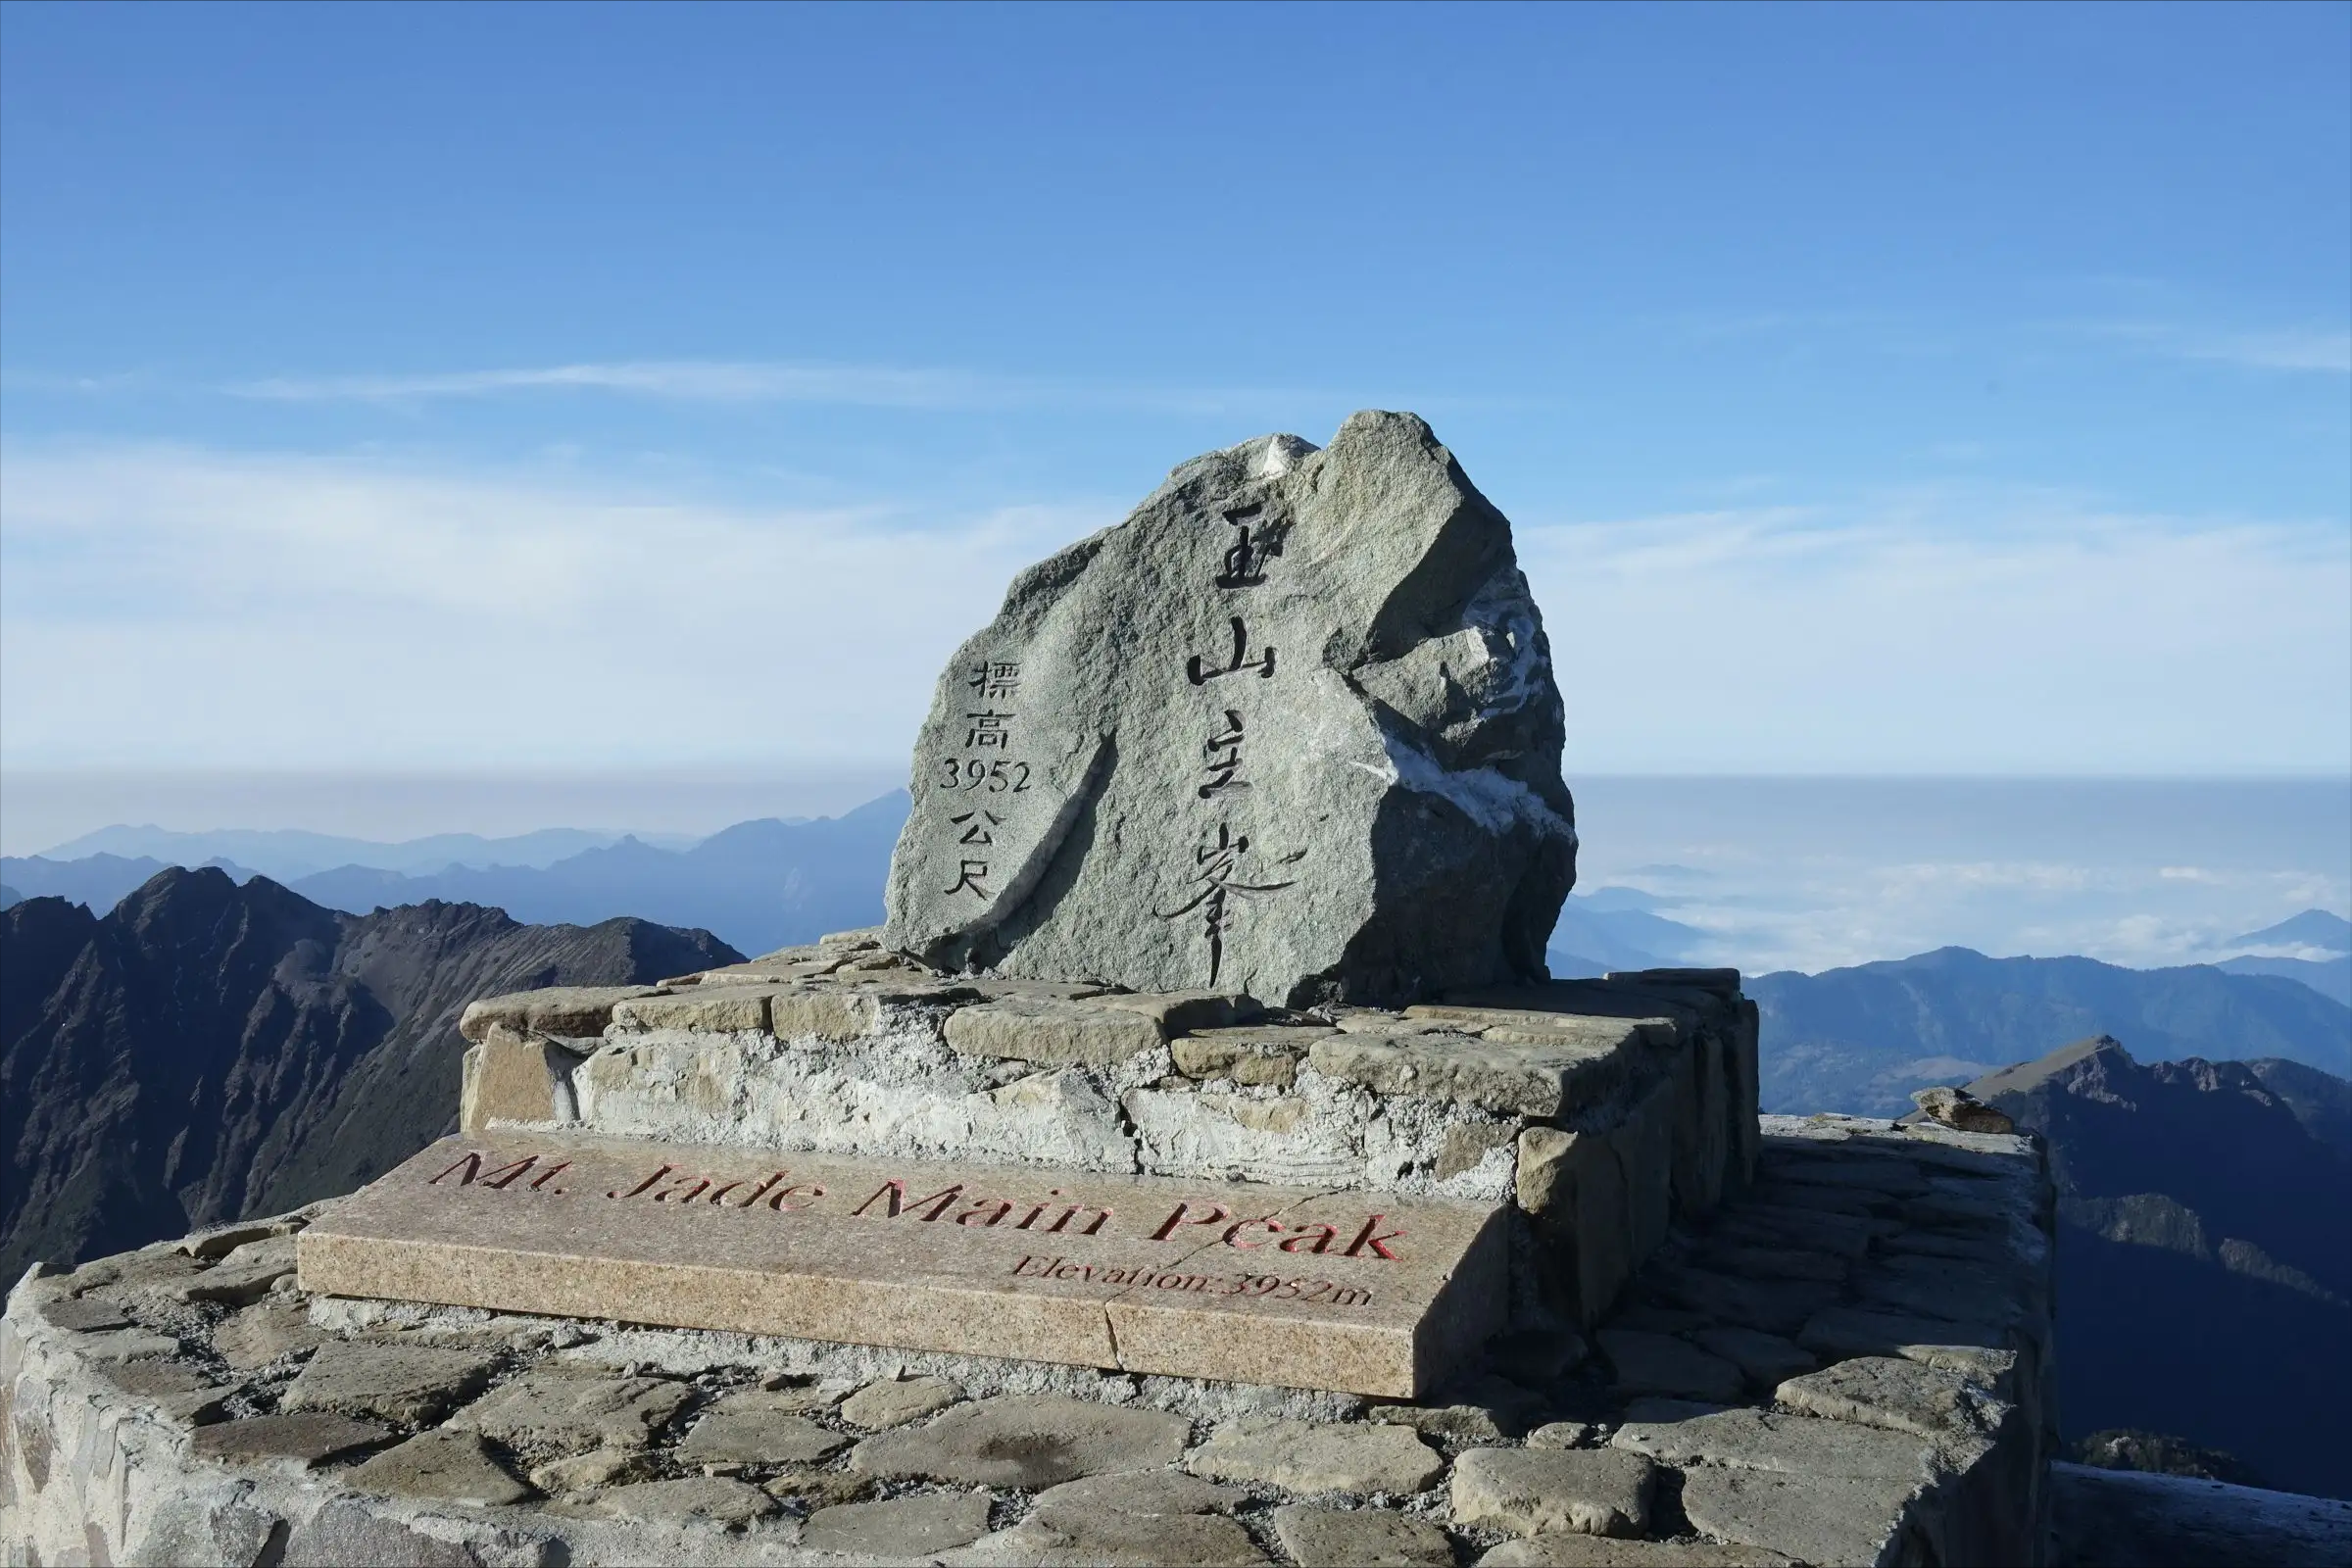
214;1300;325;1369
1032;1470;1242;1517
853;1395;1190;1489
594;1476;779;1529
280;1339;496;1426
448;1368;693;1452
802;1493;994;1557
1186;1418;1444;1495
191;1411;392;1471
1449;1448;1654;1539
948;1512;1268;1567
300;1129;1507;1398
1271;1504;1454;1567
673;1392;848;1467
345;1430;533;1506
838;1374;966;1429
1479;1538;1795;1565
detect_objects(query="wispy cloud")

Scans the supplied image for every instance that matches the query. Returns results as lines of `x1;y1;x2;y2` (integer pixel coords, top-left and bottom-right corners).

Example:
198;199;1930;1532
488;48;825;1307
219;359;1326;416
2068;319;2352;373
3;442;2346;777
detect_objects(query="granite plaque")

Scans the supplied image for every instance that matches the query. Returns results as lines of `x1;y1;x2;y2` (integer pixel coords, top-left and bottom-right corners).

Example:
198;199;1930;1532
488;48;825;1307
299;1131;1507;1397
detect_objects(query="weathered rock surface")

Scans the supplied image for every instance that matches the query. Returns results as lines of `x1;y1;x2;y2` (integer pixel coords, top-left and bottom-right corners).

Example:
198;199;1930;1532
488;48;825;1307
1479;1538;1793;1566
673;1391;848;1466
839;1373;966;1429
593;1475;779;1528
343;1429;533;1506
803;1491;995;1556
1187;1417;1444;1494
853;1394;1190;1488
953;1510;1269;1567
449;1367;693;1452
1450;1447;1655;1539
884;412;1577;1006
280;1340;495;1426
189;1410;392;1470
1270;1503;1454;1566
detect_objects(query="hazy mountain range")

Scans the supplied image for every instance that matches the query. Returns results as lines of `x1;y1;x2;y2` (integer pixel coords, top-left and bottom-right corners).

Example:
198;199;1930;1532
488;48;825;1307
1973;1036;2351;1498
0;869;737;1284
8;795;2347;1119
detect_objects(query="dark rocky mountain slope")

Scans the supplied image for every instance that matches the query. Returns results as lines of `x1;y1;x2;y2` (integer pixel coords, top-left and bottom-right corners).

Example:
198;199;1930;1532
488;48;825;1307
1751;946;2352;1116
1971;1036;2352;1498
0;868;738;1284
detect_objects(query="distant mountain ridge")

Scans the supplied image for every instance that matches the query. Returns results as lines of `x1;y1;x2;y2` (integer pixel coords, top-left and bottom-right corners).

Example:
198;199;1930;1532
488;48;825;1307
0;870;739;1283
1751;946;2352;1116
1972;1035;2352;1497
36;823;675;881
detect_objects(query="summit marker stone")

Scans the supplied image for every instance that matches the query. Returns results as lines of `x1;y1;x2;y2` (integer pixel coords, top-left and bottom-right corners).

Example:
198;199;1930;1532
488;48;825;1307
884;411;1577;1006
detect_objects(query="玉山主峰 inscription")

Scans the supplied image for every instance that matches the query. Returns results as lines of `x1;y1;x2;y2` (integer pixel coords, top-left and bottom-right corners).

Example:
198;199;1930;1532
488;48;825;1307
303;1130;1504;1398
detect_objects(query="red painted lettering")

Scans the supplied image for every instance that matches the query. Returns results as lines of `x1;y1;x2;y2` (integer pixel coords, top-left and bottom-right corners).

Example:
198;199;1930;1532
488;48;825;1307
1343;1214;1404;1259
957;1199;1014;1227
1151;1201;1232;1242
431;1152;542;1190
767;1183;824;1212
1278;1223;1338;1253
608;1164;675;1200
1223;1218;1281;1250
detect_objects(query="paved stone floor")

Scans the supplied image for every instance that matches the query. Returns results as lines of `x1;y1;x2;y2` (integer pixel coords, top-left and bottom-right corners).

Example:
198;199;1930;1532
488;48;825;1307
5;1115;2053;1565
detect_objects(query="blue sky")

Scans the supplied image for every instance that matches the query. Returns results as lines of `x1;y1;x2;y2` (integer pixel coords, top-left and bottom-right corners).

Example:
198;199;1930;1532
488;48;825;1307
3;2;2347;791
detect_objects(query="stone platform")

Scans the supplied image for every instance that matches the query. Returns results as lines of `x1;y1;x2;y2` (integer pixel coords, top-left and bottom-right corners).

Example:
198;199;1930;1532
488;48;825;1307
5;1114;2057;1566
455;929;1760;1348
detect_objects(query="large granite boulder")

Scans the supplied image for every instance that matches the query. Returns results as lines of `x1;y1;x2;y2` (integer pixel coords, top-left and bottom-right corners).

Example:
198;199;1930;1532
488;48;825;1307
883;411;1575;1006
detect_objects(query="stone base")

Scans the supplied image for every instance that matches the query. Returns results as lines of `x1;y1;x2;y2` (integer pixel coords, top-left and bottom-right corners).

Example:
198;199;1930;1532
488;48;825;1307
457;932;1765;1339
5;1117;2058;1566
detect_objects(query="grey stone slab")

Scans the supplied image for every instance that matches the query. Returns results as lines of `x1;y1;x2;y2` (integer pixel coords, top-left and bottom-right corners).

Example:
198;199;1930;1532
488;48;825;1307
854;1395;1190;1488
1312;1031;1632;1117
1594;1330;1743;1403
1486;1326;1590;1382
1271;1504;1453;1567
883;413;1578;1008
595;1476;779;1528
1696;1244;1848;1284
449;1368;692;1452
1691;1325;1815;1389
38;1297;131;1332
461;984;662;1042
527;1447;662;1494
1187;1417;1444;1494
1449;1447;1654;1539
191;1411;393;1470
281;1340;496;1426
344;1430;533;1506
1527;1422;1596;1449
839;1374;967;1430
1759;1153;1927;1196
1795;1305;2011;1378
804;1492;994;1556
74;1329;180;1363
103;1359;232;1425
1714;1207;1883;1258
1775;1355;2010;1441
213;1300;326;1369
1617;1397;1728;1425
178;1235;299;1304
1678;1465;1918;1567
1033;1469;1242;1516
1479;1538;1793;1566
673;1392;848;1466
1749;1181;1893;1217
945;997;1167;1066
1852;1259;2022;1326
1646;1264;1839;1336
950;1512;1268;1566
1609;1407;1932;1484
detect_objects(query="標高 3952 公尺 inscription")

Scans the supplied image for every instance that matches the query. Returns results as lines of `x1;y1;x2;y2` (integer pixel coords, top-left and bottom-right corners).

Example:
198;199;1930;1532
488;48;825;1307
299;1130;1505;1397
